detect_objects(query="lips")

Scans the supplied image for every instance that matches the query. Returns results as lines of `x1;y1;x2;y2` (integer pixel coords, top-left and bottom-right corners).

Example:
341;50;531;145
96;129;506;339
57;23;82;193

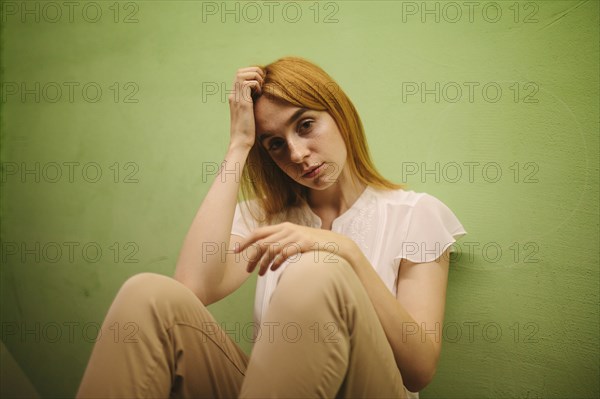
302;163;324;178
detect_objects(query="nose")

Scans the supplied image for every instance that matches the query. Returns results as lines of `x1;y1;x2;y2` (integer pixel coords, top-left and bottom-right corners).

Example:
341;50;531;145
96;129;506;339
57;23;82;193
287;137;310;163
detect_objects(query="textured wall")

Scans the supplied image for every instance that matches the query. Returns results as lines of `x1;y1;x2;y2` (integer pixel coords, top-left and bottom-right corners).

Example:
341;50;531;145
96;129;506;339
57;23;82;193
1;1;598;398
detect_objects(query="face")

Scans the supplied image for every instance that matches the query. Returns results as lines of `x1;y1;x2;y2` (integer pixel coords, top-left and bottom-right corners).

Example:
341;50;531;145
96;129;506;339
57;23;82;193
253;96;348;190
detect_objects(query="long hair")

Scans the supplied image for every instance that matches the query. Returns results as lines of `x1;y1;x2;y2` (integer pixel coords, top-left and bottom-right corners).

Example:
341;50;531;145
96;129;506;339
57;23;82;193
239;56;403;224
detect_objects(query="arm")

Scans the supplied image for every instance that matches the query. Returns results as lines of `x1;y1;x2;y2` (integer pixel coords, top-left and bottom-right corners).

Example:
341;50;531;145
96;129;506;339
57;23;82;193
235;221;450;391
339;239;450;392
173;145;251;305
173;66;265;304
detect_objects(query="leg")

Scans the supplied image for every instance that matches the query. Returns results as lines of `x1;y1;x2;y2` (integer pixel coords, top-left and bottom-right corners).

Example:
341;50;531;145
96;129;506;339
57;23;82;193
239;252;408;399
76;272;249;399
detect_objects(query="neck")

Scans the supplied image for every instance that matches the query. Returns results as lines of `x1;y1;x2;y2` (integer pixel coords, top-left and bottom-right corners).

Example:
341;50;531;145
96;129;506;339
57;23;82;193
307;170;367;216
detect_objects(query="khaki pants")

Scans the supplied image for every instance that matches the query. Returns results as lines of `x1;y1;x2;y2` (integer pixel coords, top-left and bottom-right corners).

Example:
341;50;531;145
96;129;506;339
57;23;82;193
76;252;408;398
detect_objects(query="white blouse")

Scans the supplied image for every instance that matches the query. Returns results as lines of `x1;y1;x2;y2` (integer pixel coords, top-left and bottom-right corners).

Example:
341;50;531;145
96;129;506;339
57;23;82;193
231;185;468;399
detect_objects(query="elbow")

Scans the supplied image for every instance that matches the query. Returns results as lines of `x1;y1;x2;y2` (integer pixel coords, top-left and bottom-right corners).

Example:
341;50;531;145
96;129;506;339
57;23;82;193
402;343;440;392
404;366;436;393
173;269;210;305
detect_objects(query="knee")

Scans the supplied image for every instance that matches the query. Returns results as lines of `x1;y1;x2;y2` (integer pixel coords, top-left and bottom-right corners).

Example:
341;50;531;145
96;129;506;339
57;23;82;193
120;272;174;294
269;251;359;323
116;272;203;311
285;249;352;274
278;250;355;295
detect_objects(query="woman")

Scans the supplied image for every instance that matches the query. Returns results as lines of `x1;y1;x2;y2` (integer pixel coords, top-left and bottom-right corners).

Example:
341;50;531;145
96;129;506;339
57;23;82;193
77;56;467;398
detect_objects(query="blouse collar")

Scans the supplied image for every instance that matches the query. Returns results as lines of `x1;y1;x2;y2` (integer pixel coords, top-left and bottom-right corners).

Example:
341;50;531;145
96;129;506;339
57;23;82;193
303;185;375;229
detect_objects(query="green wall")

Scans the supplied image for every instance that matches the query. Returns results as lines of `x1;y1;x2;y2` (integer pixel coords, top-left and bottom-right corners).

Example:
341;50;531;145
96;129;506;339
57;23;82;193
1;1;598;398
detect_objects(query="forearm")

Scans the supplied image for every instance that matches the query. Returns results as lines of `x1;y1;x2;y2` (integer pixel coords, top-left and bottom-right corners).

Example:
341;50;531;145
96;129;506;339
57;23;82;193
338;237;437;392
173;144;250;302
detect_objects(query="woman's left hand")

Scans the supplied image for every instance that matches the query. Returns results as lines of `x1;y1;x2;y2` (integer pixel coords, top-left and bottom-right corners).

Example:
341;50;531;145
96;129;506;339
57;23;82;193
234;222;349;276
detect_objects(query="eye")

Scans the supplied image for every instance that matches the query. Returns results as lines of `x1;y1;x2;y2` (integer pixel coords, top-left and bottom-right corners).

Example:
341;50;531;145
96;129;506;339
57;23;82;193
298;119;314;133
267;138;285;152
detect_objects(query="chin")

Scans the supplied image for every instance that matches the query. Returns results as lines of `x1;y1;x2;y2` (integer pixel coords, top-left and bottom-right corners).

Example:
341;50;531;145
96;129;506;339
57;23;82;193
304;179;338;190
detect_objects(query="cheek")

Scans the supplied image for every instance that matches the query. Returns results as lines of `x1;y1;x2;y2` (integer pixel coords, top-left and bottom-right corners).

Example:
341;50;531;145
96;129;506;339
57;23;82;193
333;132;347;153
272;158;299;179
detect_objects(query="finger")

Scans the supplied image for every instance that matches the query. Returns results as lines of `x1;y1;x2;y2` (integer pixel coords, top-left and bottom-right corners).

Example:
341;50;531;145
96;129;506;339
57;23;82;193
237;66;266;77
247;232;288;274
245;238;279;273
235;225;284;253
248;80;263;95
238;80;261;99
257;236;296;276
235;77;264;94
234;237;250;254
236;68;267;81
270;243;302;272
236;237;259;256
257;252;274;276
244;241;266;273
230;72;264;101
235;231;261;253
258;246;284;276
235;70;265;85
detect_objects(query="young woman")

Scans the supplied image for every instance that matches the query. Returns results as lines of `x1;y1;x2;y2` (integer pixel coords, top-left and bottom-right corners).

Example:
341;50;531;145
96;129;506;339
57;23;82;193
77;56;467;399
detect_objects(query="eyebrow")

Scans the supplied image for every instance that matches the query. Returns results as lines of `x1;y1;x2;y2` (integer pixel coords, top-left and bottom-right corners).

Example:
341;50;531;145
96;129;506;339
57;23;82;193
258;108;310;144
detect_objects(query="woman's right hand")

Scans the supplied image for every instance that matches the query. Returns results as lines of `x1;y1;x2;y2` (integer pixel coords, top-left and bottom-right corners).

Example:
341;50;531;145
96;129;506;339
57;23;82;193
228;67;265;150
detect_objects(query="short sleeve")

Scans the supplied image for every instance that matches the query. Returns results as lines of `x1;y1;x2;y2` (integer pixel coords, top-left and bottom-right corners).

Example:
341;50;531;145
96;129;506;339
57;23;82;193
230;201;257;238
395;193;467;264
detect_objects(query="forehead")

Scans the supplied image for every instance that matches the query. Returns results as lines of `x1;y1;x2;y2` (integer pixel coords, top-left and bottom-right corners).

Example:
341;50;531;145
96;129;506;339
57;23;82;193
253;96;303;131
